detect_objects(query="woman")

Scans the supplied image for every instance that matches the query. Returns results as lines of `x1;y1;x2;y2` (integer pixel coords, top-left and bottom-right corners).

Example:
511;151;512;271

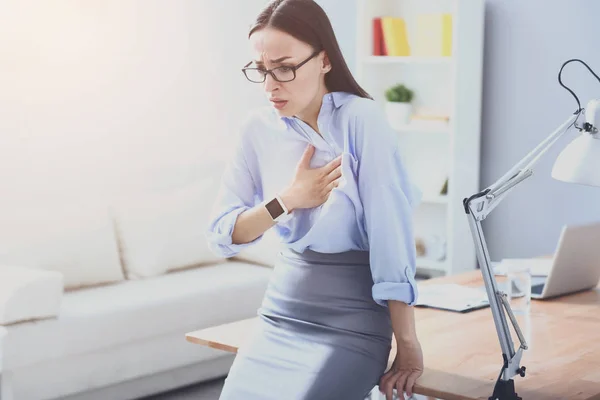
206;0;423;399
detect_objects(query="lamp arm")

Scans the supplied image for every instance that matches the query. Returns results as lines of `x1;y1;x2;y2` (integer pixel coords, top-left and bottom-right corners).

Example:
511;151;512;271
474;113;579;219
465;209;526;390
489;113;579;194
462;112;580;400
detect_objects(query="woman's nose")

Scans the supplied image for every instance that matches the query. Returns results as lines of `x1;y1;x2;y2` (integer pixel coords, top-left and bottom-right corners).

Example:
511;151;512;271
263;73;279;92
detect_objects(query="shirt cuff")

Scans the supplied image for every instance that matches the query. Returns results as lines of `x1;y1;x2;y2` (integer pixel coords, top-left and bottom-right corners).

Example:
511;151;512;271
372;279;418;307
205;206;262;258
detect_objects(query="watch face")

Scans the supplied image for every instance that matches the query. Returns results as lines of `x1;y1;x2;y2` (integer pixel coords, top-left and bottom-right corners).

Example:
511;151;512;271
265;197;285;219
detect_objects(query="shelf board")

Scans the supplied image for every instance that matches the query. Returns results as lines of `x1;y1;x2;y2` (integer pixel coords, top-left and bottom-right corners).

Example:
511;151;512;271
363;56;453;65
394;124;450;135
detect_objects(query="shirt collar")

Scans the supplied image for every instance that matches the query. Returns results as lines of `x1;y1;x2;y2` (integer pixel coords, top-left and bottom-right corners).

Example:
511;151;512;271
323;91;352;109
280;91;352;124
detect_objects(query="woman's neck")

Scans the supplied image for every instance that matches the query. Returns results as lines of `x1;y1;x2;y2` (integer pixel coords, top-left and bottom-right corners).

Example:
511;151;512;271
295;86;329;135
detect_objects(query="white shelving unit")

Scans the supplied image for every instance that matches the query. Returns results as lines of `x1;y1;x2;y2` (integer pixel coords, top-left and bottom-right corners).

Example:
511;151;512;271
356;0;485;276
364;55;453;65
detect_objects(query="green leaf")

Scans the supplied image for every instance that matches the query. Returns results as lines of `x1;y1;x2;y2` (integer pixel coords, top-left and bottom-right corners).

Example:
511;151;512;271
385;83;414;103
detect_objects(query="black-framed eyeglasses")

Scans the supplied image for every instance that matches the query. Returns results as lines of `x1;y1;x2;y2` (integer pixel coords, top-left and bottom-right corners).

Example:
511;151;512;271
242;50;321;83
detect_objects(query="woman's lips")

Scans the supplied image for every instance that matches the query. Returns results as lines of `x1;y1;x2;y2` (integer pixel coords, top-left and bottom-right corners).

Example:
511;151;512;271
271;100;288;110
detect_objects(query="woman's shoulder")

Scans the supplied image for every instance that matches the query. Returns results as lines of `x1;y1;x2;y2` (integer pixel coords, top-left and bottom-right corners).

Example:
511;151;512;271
334;92;382;119
334;93;394;145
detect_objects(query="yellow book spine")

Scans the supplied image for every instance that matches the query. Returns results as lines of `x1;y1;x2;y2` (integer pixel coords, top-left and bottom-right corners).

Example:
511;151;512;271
442;14;453;57
381;17;410;56
394;18;411;56
415;13;453;57
415;14;439;57
381;17;397;56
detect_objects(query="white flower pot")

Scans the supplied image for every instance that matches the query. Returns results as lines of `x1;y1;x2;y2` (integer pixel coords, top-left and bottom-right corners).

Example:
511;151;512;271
385;101;412;129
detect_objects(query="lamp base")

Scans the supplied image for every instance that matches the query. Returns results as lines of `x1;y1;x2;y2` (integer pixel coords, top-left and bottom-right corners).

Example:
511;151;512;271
489;379;522;400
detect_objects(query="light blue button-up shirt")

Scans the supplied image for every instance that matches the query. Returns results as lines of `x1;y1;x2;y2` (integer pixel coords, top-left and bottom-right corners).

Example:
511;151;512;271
206;91;421;307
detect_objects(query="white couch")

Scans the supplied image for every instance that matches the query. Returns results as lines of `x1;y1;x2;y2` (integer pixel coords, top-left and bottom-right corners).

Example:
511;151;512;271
0;169;279;400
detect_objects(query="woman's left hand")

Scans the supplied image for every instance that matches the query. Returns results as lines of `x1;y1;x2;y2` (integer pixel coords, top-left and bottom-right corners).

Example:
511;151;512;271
379;338;423;400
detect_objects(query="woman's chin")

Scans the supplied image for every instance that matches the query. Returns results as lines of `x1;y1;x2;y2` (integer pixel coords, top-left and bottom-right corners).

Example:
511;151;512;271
274;106;295;118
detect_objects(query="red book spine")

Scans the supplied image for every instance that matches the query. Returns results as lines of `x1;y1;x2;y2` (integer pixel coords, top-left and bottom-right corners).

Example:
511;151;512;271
373;17;385;56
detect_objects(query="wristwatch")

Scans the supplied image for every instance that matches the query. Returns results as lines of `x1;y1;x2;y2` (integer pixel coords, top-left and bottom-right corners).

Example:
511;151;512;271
264;194;292;223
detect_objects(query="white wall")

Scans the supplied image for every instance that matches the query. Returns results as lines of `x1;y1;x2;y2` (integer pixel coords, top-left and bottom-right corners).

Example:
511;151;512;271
315;0;357;73
0;0;267;241
480;0;600;259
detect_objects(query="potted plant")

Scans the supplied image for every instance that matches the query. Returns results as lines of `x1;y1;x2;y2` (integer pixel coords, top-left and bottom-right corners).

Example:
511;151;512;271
384;83;414;128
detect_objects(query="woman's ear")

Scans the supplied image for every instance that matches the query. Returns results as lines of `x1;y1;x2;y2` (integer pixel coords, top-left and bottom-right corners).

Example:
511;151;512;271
321;51;332;74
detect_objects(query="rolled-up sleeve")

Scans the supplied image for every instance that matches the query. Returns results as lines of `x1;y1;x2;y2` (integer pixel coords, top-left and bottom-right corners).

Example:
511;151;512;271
206;127;262;258
354;101;421;307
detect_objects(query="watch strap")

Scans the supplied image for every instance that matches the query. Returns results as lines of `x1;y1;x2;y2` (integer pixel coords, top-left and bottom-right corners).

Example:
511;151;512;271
275;194;289;216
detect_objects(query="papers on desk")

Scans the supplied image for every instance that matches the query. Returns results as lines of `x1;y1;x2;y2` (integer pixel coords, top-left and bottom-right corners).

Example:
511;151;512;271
415;257;553;313
416;284;489;313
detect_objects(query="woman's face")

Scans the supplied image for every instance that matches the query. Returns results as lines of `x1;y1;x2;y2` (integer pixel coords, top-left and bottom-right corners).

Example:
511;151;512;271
248;27;330;117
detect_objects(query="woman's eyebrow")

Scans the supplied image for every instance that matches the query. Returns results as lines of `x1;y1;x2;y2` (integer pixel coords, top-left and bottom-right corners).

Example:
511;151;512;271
255;56;292;64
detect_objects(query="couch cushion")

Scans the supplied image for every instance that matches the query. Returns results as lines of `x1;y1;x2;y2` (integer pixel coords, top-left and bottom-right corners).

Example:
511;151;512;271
3;261;272;370
111;177;226;279
0;266;63;325
0;203;124;290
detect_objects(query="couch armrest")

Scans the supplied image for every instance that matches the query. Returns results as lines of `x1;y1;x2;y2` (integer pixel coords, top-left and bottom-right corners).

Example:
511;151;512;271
0;266;63;325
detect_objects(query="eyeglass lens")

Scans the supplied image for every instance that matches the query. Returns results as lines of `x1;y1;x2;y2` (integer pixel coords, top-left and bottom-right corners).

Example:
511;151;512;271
245;67;295;83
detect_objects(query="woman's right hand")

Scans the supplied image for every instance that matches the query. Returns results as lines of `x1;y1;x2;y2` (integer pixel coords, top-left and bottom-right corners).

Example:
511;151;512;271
280;144;342;212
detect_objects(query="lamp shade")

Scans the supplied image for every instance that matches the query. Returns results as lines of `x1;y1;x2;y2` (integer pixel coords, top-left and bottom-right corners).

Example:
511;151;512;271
552;99;600;187
552;131;600;187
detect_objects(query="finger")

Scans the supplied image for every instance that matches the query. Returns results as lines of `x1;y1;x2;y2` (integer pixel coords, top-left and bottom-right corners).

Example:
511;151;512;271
327;165;342;182
379;367;397;391
298;144;315;169
383;371;402;400
386;375;402;400
378;373;389;399
379;372;392;393
385;382;394;400
405;371;421;397
379;373;389;392
395;372;410;399
321;154;342;174
326;180;338;193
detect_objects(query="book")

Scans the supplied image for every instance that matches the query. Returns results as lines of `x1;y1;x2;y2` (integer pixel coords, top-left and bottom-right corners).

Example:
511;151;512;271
442;14;452;57
372;17;387;56
411;113;450;122
381;17;410;57
414;13;453;57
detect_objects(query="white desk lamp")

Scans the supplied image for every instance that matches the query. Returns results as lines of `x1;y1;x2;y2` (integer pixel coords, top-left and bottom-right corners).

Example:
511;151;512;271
463;59;600;400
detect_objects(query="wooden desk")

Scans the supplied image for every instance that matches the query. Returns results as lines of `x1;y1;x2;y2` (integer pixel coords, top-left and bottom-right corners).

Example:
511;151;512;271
186;271;600;400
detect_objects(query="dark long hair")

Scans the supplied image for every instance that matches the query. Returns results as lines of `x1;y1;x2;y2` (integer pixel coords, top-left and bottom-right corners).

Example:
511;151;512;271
249;0;372;99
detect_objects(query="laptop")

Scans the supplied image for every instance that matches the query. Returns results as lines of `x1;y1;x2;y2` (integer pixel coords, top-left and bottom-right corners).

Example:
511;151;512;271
530;221;600;300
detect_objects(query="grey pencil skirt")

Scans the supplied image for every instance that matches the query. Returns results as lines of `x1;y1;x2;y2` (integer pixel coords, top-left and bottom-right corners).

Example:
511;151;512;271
218;247;393;400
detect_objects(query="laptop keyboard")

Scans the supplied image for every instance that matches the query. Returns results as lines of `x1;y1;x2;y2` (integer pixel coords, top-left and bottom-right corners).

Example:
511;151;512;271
532;283;545;295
